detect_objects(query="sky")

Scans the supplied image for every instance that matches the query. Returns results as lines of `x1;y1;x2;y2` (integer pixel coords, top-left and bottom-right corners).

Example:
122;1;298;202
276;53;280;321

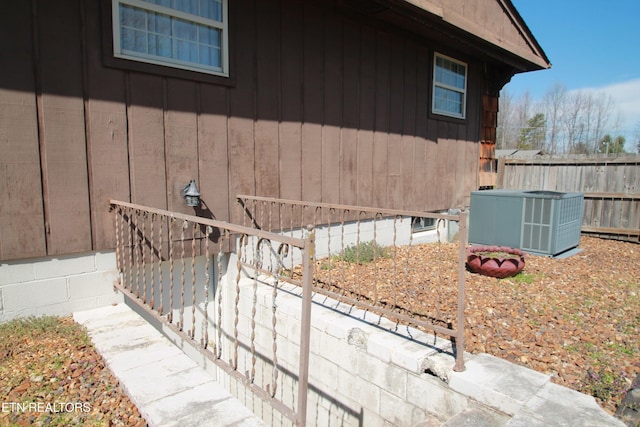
504;0;640;142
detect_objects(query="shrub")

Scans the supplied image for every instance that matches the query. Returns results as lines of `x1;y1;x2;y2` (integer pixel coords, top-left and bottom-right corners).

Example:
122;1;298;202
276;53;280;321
334;241;390;265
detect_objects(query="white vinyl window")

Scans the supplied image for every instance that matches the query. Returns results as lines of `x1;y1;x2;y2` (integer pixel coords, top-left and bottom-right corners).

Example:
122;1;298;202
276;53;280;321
432;53;467;119
112;0;228;76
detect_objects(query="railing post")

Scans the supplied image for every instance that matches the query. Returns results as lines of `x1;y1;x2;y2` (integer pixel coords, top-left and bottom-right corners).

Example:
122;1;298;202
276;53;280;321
296;225;314;426
454;210;468;372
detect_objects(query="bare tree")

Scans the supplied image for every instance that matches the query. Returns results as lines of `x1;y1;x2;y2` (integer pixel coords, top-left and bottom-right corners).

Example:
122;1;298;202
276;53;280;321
507;91;538;150
498;84;623;155
497;90;519;149
563;91;585;153
516;91;535;130
588;92;615;153
581;93;597;153
562;90;616;154
498;90;537;149
542;83;567;154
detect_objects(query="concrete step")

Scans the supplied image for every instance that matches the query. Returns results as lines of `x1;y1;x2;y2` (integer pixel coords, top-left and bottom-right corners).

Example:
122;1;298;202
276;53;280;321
74;304;266;427
449;353;626;427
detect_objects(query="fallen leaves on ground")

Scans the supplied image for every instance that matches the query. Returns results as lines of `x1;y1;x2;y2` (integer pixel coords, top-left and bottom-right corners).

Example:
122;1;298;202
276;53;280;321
313;236;640;415
0;315;146;426
1;236;636;423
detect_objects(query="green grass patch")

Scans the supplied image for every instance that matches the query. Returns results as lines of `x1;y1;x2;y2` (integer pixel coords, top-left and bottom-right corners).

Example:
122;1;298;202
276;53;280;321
607;342;634;357
0;316;90;354
475;251;521;259
564;343;580;353
0;316;129;426
333;241;391;265
506;271;539;284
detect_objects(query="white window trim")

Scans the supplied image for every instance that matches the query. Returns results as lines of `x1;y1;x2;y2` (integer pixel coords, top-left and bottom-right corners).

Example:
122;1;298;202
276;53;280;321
112;0;229;77
432;52;467;119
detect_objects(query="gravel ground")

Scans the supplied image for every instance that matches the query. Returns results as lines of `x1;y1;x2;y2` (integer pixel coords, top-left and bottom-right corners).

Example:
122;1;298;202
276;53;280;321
313;235;640;415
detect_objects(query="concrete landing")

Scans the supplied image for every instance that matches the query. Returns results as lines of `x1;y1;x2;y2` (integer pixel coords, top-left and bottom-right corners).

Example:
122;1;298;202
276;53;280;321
73;304;266;427
449;353;626;427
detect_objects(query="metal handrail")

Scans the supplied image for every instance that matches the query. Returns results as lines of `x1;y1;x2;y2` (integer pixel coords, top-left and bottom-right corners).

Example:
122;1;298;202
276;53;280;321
236;195;468;372
109;200;313;426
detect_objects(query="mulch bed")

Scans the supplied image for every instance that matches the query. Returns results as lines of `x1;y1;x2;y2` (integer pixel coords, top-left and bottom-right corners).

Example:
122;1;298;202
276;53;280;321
312;235;639;415
0;316;146;426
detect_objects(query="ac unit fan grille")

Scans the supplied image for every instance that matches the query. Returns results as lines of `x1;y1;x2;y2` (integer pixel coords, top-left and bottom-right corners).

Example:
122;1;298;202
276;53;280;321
522;198;552;252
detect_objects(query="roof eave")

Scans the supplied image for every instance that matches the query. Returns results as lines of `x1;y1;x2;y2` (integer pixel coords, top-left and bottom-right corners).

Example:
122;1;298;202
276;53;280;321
398;0;551;70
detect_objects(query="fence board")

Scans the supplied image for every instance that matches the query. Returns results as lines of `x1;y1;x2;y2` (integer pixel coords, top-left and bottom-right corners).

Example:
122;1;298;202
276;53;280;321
497;156;640;242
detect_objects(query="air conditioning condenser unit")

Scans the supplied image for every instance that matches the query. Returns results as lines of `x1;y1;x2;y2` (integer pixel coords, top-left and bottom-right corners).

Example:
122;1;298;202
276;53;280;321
469;189;584;257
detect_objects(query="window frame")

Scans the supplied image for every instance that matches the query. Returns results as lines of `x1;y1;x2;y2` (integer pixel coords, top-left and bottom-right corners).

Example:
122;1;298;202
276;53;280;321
411;216;437;234
432;52;467;120
110;0;229;78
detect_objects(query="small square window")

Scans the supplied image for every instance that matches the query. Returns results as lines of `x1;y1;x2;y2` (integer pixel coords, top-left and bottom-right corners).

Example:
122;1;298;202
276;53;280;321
412;217;436;233
112;0;228;77
432;53;467;119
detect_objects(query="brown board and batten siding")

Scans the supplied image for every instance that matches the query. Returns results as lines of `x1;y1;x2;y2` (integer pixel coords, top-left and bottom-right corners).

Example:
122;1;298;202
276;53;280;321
0;1;46;260
84;0;131;253
0;0;510;261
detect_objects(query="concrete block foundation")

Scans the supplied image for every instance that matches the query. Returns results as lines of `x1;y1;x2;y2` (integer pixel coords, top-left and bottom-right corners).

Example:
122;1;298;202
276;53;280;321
0;251;122;322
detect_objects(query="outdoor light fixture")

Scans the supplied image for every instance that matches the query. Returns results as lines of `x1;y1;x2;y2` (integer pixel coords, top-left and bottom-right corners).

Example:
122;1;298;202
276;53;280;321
182;179;201;207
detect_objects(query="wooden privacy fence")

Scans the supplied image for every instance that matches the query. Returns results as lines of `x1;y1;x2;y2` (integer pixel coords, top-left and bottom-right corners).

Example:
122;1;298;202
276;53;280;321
496;155;640;242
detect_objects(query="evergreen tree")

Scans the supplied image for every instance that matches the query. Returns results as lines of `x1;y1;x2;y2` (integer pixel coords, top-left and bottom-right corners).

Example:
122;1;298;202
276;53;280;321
518;113;546;150
598;134;626;155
